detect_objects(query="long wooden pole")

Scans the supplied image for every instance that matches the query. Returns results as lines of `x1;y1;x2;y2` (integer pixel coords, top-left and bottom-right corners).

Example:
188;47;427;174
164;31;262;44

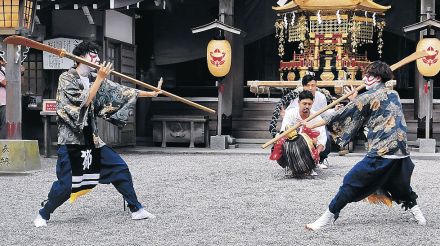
261;50;429;149
63;53;217;114
261;84;365;149
3;36;216;114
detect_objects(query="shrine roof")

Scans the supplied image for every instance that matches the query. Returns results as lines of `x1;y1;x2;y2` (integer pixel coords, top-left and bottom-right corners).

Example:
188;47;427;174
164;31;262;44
273;0;390;13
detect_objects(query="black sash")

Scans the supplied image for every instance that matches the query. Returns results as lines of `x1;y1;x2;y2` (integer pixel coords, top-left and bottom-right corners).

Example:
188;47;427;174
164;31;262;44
67;120;101;202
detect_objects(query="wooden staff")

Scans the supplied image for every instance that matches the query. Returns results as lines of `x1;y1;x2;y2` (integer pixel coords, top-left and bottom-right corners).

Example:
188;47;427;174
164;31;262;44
3;35;216;114
261;50;429;149
247;80;367;88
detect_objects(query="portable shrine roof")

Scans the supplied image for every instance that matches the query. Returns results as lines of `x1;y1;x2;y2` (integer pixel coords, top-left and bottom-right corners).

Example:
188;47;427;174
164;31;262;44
273;0;390;13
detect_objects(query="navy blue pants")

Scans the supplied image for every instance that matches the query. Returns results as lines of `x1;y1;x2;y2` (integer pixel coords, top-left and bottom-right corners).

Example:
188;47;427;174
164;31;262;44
39;145;143;220
329;156;418;215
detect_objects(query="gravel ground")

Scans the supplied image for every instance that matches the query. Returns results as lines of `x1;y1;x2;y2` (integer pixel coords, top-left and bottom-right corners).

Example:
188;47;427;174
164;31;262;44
0;153;439;246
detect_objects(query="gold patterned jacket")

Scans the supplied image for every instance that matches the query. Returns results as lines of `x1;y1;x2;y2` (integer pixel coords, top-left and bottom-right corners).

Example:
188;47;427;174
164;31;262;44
322;83;409;157
56;69;139;148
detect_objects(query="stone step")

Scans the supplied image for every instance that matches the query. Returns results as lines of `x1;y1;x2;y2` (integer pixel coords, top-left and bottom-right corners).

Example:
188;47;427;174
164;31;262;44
408;140;440;147
236;138;270;144
241;103;440;120
231;126;440;141
232;130;273;139
243;101;278;110
406;120;440;132
403;110;415;120
403;112;440;119
241;109;276;118
408;133;440;141
232;118;273;131
408;133;417;141
228;144;239;149
237;143;266;149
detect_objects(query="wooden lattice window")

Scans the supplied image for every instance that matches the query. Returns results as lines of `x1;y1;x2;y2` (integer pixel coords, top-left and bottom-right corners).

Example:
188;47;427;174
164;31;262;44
22;51;44;95
0;0;20;28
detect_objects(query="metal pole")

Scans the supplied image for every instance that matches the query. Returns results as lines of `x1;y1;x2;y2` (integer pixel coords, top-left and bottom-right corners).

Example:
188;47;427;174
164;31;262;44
217;80;222;136
425;81;429;139
425;79;433;139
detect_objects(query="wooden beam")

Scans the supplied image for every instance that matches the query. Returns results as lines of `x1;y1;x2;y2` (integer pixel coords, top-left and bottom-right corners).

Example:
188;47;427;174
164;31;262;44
247;80;383;88
247;80;397;95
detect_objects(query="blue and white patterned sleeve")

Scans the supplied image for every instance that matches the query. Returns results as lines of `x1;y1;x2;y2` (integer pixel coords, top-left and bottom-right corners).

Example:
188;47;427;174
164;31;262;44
93;79;140;128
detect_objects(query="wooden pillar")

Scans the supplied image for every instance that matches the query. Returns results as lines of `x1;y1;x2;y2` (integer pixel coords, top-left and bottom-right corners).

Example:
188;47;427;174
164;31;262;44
219;0;244;135
5;44;22;139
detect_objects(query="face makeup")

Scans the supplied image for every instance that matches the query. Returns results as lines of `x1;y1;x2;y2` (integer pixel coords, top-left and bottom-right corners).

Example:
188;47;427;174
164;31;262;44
77;51;100;77
363;75;381;90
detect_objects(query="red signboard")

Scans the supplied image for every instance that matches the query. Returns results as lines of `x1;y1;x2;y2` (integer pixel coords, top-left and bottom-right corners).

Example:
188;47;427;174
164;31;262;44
42;100;56;113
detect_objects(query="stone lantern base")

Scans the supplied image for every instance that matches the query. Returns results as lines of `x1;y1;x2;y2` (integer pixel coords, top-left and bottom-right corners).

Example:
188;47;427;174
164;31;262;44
0;140;41;173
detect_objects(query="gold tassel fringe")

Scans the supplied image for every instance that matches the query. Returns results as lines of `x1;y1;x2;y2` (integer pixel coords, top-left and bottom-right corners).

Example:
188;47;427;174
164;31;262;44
364;194;393;207
69;189;92;203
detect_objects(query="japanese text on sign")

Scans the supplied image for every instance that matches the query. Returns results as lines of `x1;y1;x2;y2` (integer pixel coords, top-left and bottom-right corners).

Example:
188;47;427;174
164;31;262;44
43;38;82;70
